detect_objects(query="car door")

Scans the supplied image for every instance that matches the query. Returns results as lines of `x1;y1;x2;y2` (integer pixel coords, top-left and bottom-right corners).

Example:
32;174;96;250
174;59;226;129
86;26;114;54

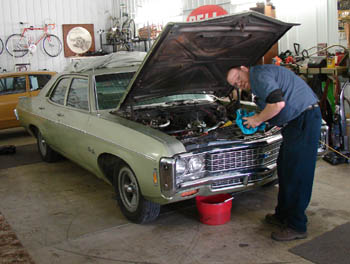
0;74;29;129
53;77;91;165
39;77;71;151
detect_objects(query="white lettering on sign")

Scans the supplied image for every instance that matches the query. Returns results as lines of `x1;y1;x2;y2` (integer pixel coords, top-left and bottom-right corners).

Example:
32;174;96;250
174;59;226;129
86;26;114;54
188;12;217;22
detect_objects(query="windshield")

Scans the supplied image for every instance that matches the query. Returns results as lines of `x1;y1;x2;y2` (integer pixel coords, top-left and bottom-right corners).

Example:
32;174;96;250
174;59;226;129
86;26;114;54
95;72;134;110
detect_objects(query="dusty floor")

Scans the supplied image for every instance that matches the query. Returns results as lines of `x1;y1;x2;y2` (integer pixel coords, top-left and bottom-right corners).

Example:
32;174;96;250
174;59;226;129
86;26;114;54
0;128;349;264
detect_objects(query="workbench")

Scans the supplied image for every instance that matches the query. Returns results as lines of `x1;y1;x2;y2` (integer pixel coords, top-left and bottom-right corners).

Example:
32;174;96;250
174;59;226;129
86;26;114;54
299;66;348;76
299;66;348;105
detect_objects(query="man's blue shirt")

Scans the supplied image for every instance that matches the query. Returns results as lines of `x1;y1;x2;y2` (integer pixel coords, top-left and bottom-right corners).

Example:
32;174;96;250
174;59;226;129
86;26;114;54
249;65;318;127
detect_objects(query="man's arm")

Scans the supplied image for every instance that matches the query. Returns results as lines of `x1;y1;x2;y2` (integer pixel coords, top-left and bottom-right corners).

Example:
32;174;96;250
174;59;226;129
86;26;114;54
243;101;285;128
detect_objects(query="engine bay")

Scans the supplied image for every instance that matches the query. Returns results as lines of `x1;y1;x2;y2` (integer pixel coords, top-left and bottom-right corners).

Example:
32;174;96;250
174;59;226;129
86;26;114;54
118;99;277;150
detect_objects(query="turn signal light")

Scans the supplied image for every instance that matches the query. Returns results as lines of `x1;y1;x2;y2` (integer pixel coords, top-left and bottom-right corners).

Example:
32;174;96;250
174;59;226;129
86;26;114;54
153;170;158;184
181;189;199;197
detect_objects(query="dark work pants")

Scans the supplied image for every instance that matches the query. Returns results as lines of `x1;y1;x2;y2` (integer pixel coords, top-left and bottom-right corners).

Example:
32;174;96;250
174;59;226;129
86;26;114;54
275;107;322;232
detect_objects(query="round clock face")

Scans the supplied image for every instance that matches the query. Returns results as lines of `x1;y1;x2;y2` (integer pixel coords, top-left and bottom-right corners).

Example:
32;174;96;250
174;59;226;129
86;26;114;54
66;27;92;54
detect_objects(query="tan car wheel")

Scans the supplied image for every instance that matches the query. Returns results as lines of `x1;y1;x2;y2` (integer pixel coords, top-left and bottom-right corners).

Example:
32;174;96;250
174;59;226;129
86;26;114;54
114;164;160;223
36;130;59;162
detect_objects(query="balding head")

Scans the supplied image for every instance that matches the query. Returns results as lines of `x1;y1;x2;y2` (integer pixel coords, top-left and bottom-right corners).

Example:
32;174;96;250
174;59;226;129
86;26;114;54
226;66;250;91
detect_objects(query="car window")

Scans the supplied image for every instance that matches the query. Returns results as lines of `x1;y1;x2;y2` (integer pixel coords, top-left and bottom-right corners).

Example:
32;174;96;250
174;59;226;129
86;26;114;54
67;78;89;111
95;72;134;110
29;74;53;91
0;76;26;95
50;78;70;105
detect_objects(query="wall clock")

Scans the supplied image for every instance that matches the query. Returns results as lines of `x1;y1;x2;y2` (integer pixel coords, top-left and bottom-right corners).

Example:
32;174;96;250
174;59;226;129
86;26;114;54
62;24;95;57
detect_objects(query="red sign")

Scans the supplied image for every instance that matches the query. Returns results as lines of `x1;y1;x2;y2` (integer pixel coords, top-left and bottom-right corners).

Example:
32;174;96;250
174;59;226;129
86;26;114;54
186;5;228;22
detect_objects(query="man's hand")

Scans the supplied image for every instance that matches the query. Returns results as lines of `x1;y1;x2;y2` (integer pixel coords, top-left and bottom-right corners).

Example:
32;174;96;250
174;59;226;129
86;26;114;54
243;115;262;128
243;102;285;128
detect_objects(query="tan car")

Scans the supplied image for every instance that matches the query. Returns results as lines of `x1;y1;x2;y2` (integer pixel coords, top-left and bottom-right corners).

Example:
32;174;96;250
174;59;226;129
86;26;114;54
0;71;56;130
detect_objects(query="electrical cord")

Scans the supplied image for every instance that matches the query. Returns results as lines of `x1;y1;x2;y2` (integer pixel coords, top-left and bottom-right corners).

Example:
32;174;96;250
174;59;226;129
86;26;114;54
319;140;350;160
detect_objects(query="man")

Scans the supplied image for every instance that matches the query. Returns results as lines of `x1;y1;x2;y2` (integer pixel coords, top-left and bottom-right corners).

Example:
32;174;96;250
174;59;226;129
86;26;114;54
227;65;321;241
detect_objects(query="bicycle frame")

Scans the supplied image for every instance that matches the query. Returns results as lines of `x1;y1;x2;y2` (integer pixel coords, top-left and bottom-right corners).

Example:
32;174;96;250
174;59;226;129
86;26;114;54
20;23;56;45
6;22;62;58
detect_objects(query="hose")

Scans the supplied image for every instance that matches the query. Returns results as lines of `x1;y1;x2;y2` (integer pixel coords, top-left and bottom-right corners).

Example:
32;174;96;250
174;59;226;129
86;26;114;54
319;140;350;160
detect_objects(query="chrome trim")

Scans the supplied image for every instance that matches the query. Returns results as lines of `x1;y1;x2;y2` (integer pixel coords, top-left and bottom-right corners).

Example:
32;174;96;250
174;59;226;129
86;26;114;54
159;158;176;198
18;108;156;161
175;134;282;158
180;164;276;191
206;142;280;173
340;82;349;151
14;109;19;120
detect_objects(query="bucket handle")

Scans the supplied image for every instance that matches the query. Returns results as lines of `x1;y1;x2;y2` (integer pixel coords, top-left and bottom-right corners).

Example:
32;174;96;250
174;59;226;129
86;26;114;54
224;197;234;203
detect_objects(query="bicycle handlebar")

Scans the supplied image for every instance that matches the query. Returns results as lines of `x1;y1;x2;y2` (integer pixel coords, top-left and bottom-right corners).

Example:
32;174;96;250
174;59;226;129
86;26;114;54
46;24;56;30
19;22;56;31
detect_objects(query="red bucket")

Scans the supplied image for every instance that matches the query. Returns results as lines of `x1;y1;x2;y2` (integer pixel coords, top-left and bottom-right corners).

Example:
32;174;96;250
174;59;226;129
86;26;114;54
196;194;233;225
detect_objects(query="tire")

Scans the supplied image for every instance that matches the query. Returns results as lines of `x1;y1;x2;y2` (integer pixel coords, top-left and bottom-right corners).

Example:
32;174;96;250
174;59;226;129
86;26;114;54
122;18;136;40
113;164;160;223
0;38;4;55
6;34;29;57
36;130;60;162
43;34;62;57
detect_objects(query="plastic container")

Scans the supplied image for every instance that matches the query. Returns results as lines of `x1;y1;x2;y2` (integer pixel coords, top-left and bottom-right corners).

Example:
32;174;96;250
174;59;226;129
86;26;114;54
196;194;233;225
327;57;335;68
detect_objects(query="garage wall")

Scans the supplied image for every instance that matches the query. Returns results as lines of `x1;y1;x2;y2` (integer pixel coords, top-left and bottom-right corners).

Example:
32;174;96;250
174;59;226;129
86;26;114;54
182;0;340;56
0;0;341;73
0;0;116;72
274;0;340;56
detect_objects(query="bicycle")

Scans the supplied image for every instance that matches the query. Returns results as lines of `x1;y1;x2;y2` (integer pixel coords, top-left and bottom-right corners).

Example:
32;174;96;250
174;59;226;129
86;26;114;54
0;38;3;55
6;22;62;58
106;11;136;51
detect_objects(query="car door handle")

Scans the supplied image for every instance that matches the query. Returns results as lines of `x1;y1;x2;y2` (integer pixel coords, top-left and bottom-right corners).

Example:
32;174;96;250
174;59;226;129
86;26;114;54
38;106;45;110
57;113;64;117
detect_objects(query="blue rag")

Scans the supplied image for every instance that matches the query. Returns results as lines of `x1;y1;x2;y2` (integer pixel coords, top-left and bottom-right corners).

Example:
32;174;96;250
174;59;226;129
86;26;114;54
235;109;266;135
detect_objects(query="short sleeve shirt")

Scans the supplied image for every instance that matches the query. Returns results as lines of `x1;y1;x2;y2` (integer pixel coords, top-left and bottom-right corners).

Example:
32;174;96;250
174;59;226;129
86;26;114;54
249;65;318;126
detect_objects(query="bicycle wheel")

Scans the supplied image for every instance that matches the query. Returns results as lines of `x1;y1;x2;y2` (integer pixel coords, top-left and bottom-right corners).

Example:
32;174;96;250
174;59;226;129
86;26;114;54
122;18;136;40
0;38;4;55
43;34;62;57
6;34;29;57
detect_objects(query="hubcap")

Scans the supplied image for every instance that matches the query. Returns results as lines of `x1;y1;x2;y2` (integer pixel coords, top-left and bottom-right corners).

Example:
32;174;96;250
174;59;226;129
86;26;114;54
38;132;47;156
118;167;139;213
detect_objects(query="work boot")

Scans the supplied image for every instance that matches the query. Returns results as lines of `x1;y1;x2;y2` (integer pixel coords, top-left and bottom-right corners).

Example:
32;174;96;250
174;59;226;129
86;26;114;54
265;213;286;228
271;227;307;241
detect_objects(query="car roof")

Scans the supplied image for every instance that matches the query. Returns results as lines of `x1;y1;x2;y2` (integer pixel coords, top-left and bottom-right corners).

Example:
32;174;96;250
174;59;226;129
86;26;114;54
58;66;140;77
0;71;56;78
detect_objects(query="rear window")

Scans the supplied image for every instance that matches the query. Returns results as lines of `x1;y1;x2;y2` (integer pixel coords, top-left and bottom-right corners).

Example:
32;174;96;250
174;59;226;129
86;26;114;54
29;74;53;91
50;78;70;105
0;76;26;95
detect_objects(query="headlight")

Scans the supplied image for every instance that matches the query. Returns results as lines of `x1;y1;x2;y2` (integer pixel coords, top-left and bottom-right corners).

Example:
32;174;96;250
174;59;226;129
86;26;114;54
175;159;186;175
188;156;204;173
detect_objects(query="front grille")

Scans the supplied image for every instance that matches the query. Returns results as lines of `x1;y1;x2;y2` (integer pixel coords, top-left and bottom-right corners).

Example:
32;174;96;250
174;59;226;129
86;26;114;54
206;141;281;173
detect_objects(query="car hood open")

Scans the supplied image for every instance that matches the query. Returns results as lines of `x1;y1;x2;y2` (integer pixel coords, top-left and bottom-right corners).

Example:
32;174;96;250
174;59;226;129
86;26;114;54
118;11;296;110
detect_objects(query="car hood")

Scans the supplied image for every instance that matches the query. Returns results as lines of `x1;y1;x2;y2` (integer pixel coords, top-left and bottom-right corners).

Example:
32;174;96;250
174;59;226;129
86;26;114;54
118;11;296;110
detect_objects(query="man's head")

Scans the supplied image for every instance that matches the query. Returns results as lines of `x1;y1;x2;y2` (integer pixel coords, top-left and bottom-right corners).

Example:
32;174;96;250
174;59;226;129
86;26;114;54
226;66;250;91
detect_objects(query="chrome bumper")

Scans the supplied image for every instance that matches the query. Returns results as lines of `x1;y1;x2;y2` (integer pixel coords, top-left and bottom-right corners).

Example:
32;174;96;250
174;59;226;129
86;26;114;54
160;162;277;199
14;109;19;120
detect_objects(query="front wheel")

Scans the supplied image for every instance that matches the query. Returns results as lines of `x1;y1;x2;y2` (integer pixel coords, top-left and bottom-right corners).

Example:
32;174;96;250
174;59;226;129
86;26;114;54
114;164;160;223
36;130;60;162
6;34;29;57
43;34;62;57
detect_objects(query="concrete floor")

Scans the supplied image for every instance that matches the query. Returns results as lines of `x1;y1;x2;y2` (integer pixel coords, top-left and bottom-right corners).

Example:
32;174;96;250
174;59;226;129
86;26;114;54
0;127;349;264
